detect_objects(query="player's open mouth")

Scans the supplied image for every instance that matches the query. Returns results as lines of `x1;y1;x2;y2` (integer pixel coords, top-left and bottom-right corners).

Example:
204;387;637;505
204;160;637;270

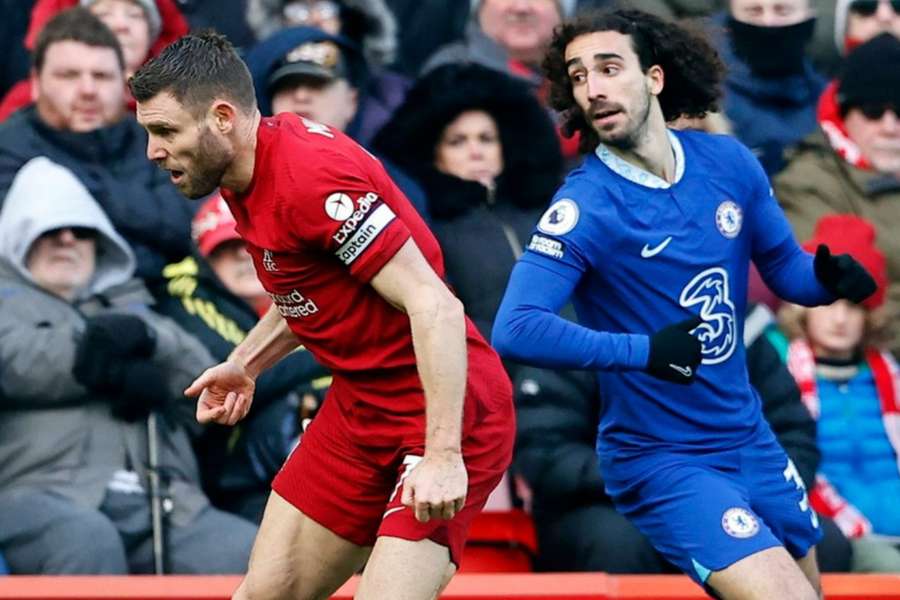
169;170;185;184
593;109;622;125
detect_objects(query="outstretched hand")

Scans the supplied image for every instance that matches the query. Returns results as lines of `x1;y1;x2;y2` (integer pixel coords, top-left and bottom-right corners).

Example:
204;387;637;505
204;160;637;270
401;450;468;523
184;360;256;425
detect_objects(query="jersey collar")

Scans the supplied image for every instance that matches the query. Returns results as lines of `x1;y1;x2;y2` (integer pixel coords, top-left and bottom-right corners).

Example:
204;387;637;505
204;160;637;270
594;129;685;189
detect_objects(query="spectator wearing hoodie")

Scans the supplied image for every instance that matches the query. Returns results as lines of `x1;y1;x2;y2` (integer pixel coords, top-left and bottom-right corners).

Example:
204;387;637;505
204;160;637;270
0;8;194;282
0;0;189;122
153;194;330;523
0;157;256;574
373;63;563;343
244;26;428;217
775;34;900;355
712;0;826;175
774;214;900;572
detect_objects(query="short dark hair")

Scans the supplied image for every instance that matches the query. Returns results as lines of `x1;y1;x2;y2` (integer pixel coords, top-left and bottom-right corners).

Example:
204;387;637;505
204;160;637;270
129;31;257;116
544;9;725;153
33;7;125;74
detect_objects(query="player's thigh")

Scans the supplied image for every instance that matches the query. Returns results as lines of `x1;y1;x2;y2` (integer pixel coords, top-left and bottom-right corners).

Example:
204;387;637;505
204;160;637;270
233;490;371;600
706;546;818;600
354;536;456;600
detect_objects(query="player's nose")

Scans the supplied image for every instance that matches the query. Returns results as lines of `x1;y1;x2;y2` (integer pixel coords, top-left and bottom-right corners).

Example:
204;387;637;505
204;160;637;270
585;71;607;99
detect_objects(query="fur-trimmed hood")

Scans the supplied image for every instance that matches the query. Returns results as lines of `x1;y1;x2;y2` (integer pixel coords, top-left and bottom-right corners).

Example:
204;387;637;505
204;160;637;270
372;63;563;219
246;0;397;67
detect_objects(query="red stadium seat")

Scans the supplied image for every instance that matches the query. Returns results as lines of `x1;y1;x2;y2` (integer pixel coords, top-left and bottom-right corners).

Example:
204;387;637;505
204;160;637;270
458;509;538;573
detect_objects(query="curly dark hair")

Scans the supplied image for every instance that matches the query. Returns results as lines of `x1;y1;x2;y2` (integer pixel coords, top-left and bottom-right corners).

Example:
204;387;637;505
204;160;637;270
544;9;724;153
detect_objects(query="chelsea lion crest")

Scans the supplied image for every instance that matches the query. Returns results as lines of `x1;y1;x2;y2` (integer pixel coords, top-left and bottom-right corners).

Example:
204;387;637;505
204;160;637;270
721;507;759;538
715;200;742;239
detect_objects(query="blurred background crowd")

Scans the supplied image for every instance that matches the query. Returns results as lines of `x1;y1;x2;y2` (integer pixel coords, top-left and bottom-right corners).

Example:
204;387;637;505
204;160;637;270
0;0;898;578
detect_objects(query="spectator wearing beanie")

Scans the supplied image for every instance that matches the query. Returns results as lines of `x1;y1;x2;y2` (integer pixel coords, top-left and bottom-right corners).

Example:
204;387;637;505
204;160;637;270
152;194;330;522
772;214;900;572
776;33;900;354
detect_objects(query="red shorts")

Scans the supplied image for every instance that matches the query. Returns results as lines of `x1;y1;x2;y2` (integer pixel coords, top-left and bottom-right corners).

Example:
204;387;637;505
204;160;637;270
271;353;514;566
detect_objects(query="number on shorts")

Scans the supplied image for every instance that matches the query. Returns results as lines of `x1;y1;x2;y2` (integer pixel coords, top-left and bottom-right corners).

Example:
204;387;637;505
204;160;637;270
783;458;819;528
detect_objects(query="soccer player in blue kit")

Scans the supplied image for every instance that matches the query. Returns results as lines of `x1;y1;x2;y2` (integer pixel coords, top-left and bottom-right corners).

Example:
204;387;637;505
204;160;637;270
491;10;877;600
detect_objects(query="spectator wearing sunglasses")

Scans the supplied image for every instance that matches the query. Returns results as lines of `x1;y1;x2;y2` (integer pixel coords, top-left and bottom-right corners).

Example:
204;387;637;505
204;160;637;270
776;33;900;355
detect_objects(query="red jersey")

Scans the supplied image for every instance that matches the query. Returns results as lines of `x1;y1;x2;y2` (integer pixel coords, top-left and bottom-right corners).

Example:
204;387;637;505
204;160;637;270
220;114;500;440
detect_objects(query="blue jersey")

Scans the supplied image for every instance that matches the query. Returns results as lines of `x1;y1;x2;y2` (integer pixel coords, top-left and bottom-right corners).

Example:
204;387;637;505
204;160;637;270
493;129;831;458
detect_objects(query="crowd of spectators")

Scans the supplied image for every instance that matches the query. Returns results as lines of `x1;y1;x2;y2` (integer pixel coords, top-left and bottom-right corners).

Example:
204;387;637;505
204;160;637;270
0;0;897;578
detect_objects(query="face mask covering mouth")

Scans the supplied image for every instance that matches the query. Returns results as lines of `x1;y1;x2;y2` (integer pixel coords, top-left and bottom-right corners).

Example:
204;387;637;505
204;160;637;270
727;16;816;76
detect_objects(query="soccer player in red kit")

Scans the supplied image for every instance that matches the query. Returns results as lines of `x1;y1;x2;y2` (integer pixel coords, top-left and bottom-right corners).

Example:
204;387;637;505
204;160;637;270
130;32;514;599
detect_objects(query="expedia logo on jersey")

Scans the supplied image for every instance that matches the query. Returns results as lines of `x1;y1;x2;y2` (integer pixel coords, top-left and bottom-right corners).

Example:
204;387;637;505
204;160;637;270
269;289;319;319
331;192;381;245
334;202;396;266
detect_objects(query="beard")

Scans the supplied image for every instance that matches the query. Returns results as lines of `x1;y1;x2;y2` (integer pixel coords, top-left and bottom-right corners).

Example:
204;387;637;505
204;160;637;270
181;127;233;199
590;88;652;151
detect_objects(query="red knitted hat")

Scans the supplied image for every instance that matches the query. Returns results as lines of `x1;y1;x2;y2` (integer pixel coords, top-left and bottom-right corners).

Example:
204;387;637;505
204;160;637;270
802;214;887;309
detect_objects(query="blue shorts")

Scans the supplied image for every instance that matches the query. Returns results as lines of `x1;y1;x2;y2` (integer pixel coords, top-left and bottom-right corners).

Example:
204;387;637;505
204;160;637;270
602;433;821;585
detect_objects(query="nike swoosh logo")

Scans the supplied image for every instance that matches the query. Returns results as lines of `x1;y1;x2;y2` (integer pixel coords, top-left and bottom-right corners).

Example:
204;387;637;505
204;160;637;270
641;236;673;258
669;364;692;378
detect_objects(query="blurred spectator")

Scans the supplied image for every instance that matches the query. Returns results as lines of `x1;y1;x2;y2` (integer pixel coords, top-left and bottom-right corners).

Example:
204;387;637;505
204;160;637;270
836;0;900;53
373;63;563;342
422;0;564;86
245;27;427;216
153;194;330;522
0;0;189;122
0;8;193;282
0;157;256;574
514;303;853;573
246;0;409;144
775;33;900;354
776;214;900;572
711;0;826;175
618;0;722;21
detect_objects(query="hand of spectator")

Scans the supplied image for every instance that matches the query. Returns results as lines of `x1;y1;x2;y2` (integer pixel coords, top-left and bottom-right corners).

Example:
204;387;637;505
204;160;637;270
646;317;703;384
82;313;157;358
813;244;877;305
185;360;256;426
73;341;169;422
401;449;468;523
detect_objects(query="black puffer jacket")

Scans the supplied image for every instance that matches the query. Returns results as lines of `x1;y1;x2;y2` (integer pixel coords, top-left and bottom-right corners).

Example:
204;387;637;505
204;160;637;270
373;63;564;340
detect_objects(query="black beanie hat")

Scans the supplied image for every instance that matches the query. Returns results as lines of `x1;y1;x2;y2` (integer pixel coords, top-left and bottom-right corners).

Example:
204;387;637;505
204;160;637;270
837;33;900;113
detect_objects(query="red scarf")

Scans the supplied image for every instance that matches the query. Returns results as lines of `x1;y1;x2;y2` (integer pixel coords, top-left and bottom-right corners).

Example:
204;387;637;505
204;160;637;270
816;81;873;171
786;339;900;537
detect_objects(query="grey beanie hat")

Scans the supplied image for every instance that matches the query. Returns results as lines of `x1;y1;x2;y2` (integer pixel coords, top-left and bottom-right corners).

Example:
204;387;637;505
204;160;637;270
81;0;162;42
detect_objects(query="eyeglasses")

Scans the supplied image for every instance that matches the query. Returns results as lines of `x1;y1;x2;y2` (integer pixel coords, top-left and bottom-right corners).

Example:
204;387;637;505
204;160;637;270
856;103;899;120
848;0;900;16
45;226;96;240
283;1;339;24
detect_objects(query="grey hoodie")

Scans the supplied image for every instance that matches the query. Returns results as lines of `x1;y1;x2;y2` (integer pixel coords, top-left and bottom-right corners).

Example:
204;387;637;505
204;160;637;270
0;156;135;297
0;157;215;525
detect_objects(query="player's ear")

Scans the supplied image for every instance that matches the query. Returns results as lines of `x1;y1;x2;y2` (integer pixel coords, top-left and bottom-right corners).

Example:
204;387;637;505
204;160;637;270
647;64;664;96
210;100;237;134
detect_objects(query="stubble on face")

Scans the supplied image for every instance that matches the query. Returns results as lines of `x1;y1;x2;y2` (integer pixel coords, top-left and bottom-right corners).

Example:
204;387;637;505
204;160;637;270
181;125;233;199
587;81;652;151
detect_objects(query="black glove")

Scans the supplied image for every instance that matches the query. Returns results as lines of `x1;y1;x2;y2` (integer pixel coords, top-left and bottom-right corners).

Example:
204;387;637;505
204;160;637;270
74;351;170;422
813;244;877;305
81;313;157;358
646;317;703;384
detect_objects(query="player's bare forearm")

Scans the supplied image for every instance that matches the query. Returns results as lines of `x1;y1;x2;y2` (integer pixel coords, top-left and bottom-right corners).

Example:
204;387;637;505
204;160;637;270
408;287;467;454
228;304;300;379
370;240;467;455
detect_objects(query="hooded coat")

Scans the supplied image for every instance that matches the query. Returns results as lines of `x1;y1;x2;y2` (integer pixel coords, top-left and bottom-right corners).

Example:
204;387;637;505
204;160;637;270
0;157;215;527
373;63;563;340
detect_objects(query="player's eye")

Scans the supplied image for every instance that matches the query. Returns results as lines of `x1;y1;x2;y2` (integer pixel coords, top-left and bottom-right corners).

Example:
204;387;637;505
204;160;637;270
569;71;586;84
